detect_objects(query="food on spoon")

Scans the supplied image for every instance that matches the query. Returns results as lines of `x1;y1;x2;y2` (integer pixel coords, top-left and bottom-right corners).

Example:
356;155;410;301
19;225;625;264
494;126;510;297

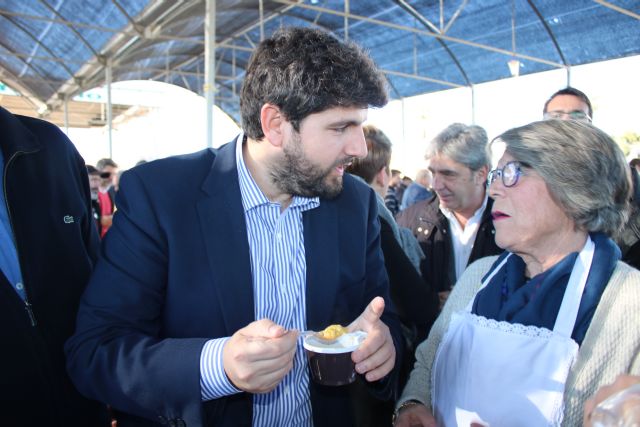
317;324;348;341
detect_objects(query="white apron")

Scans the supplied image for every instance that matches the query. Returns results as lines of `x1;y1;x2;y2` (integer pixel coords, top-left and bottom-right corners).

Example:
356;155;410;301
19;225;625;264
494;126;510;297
431;237;595;427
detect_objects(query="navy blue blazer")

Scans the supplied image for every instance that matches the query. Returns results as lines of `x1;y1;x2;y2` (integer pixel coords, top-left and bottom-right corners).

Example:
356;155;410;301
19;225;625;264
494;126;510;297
66;138;403;427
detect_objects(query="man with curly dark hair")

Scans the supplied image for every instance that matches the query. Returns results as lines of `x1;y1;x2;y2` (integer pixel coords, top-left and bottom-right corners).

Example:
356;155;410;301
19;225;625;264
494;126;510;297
67;27;403;427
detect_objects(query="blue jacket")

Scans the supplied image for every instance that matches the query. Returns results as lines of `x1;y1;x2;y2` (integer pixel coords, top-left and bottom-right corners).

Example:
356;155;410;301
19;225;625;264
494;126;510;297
66;138;403;427
0;107;101;426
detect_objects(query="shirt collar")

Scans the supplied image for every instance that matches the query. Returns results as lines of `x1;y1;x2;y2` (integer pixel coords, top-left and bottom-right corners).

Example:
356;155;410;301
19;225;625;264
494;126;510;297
440;195;488;226
235;134;319;213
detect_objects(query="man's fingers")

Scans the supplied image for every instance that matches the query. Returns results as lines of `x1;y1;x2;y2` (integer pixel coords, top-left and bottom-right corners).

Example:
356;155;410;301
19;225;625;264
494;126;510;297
351;296;385;330
228;351;296;393
362;352;395;382
236;329;299;363
223;320;299;393
352;327;384;363
354;334;393;371
242;318;290;340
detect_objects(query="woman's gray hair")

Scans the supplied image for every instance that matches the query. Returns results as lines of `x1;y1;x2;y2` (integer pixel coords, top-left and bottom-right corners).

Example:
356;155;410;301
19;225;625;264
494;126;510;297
494;120;630;236
426;123;490;171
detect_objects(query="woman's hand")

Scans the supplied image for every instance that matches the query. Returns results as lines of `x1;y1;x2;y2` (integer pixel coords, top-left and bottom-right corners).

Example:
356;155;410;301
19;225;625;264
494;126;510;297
394;403;437;427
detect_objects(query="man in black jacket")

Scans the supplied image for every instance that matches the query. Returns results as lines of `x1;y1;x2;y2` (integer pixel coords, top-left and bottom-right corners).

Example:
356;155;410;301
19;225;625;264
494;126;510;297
0;106;102;426
397;123;502;309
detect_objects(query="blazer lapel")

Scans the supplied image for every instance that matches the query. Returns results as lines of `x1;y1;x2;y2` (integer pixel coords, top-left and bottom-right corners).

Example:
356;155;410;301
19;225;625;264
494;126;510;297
303;201;340;330
196;139;254;333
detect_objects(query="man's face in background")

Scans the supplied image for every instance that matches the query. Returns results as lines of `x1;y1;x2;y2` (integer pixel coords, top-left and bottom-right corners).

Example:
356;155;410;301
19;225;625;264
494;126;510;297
544;94;591;122
100;165;119;190
88;173;101;199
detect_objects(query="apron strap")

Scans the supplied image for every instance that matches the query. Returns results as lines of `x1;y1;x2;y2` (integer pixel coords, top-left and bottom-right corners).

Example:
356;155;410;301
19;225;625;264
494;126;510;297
553;236;595;338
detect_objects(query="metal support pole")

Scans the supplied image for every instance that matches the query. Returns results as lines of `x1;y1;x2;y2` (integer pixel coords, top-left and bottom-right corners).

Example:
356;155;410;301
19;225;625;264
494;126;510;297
106;58;113;158
232;48;236;97
205;0;216;148
470;85;476;125
259;0;264;41
63;94;69;134
344;0;349;40
401;98;406;147
566;66;571;87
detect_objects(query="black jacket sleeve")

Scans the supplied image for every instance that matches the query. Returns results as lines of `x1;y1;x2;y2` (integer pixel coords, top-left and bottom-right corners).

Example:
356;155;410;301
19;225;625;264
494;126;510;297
379;218;438;343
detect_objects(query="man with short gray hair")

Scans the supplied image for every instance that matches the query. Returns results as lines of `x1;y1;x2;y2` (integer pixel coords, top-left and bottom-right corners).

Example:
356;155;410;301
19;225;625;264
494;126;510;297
397;123;501;309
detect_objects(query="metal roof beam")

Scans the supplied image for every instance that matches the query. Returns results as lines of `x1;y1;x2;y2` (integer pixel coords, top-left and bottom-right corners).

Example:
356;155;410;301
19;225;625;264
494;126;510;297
593;0;640;20
0;8;120;34
442;0;468;34
395;0;441;34
272;0;564;68
47;1;183;106
394;0;471;87
147;3;296;83
1;14;75;78
217;4;297;49
0;68;48;112
113;65;234;80
526;0;567;67
0;50;88;66
4;75;79;86
37;0;100;57
382;69;464;88
0;40;57;93
111;0;139;31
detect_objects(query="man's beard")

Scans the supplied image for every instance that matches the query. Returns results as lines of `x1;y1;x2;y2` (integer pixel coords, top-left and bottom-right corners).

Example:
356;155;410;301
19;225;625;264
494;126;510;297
270;132;351;199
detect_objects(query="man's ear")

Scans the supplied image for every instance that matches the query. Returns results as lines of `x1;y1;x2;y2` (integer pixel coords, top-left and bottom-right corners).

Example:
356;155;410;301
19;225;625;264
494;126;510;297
260;103;285;147
374;167;388;187
474;165;489;185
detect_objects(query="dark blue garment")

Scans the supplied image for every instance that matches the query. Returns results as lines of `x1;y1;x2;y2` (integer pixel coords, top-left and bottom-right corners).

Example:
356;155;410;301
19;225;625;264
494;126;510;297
472;233;620;344
0;106;101;426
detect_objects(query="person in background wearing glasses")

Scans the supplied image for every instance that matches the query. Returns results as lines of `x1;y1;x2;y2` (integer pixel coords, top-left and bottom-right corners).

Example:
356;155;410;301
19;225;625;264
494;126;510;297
95;158;118;238
543;86;592;123
393;120;640;427
543;87;640;270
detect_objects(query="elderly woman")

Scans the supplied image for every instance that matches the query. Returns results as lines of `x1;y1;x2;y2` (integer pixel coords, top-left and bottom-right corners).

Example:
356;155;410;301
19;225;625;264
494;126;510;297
393;120;640;426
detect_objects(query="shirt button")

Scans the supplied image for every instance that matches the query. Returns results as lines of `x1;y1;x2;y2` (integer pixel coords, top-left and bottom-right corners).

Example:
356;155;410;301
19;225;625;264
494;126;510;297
16;282;24;290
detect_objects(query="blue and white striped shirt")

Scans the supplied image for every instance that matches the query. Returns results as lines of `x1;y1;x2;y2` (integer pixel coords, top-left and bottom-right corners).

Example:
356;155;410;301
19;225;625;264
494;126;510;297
200;135;318;426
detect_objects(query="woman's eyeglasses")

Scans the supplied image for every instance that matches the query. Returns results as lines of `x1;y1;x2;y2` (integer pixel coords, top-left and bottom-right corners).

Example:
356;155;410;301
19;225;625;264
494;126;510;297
487;161;526;187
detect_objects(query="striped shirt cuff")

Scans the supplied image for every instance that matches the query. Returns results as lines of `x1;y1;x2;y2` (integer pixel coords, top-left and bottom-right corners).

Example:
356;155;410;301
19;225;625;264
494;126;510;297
200;337;242;401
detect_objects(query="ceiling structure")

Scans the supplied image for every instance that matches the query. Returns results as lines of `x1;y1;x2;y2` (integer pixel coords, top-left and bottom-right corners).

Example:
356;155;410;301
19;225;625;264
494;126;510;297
0;93;148;128
0;0;638;127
